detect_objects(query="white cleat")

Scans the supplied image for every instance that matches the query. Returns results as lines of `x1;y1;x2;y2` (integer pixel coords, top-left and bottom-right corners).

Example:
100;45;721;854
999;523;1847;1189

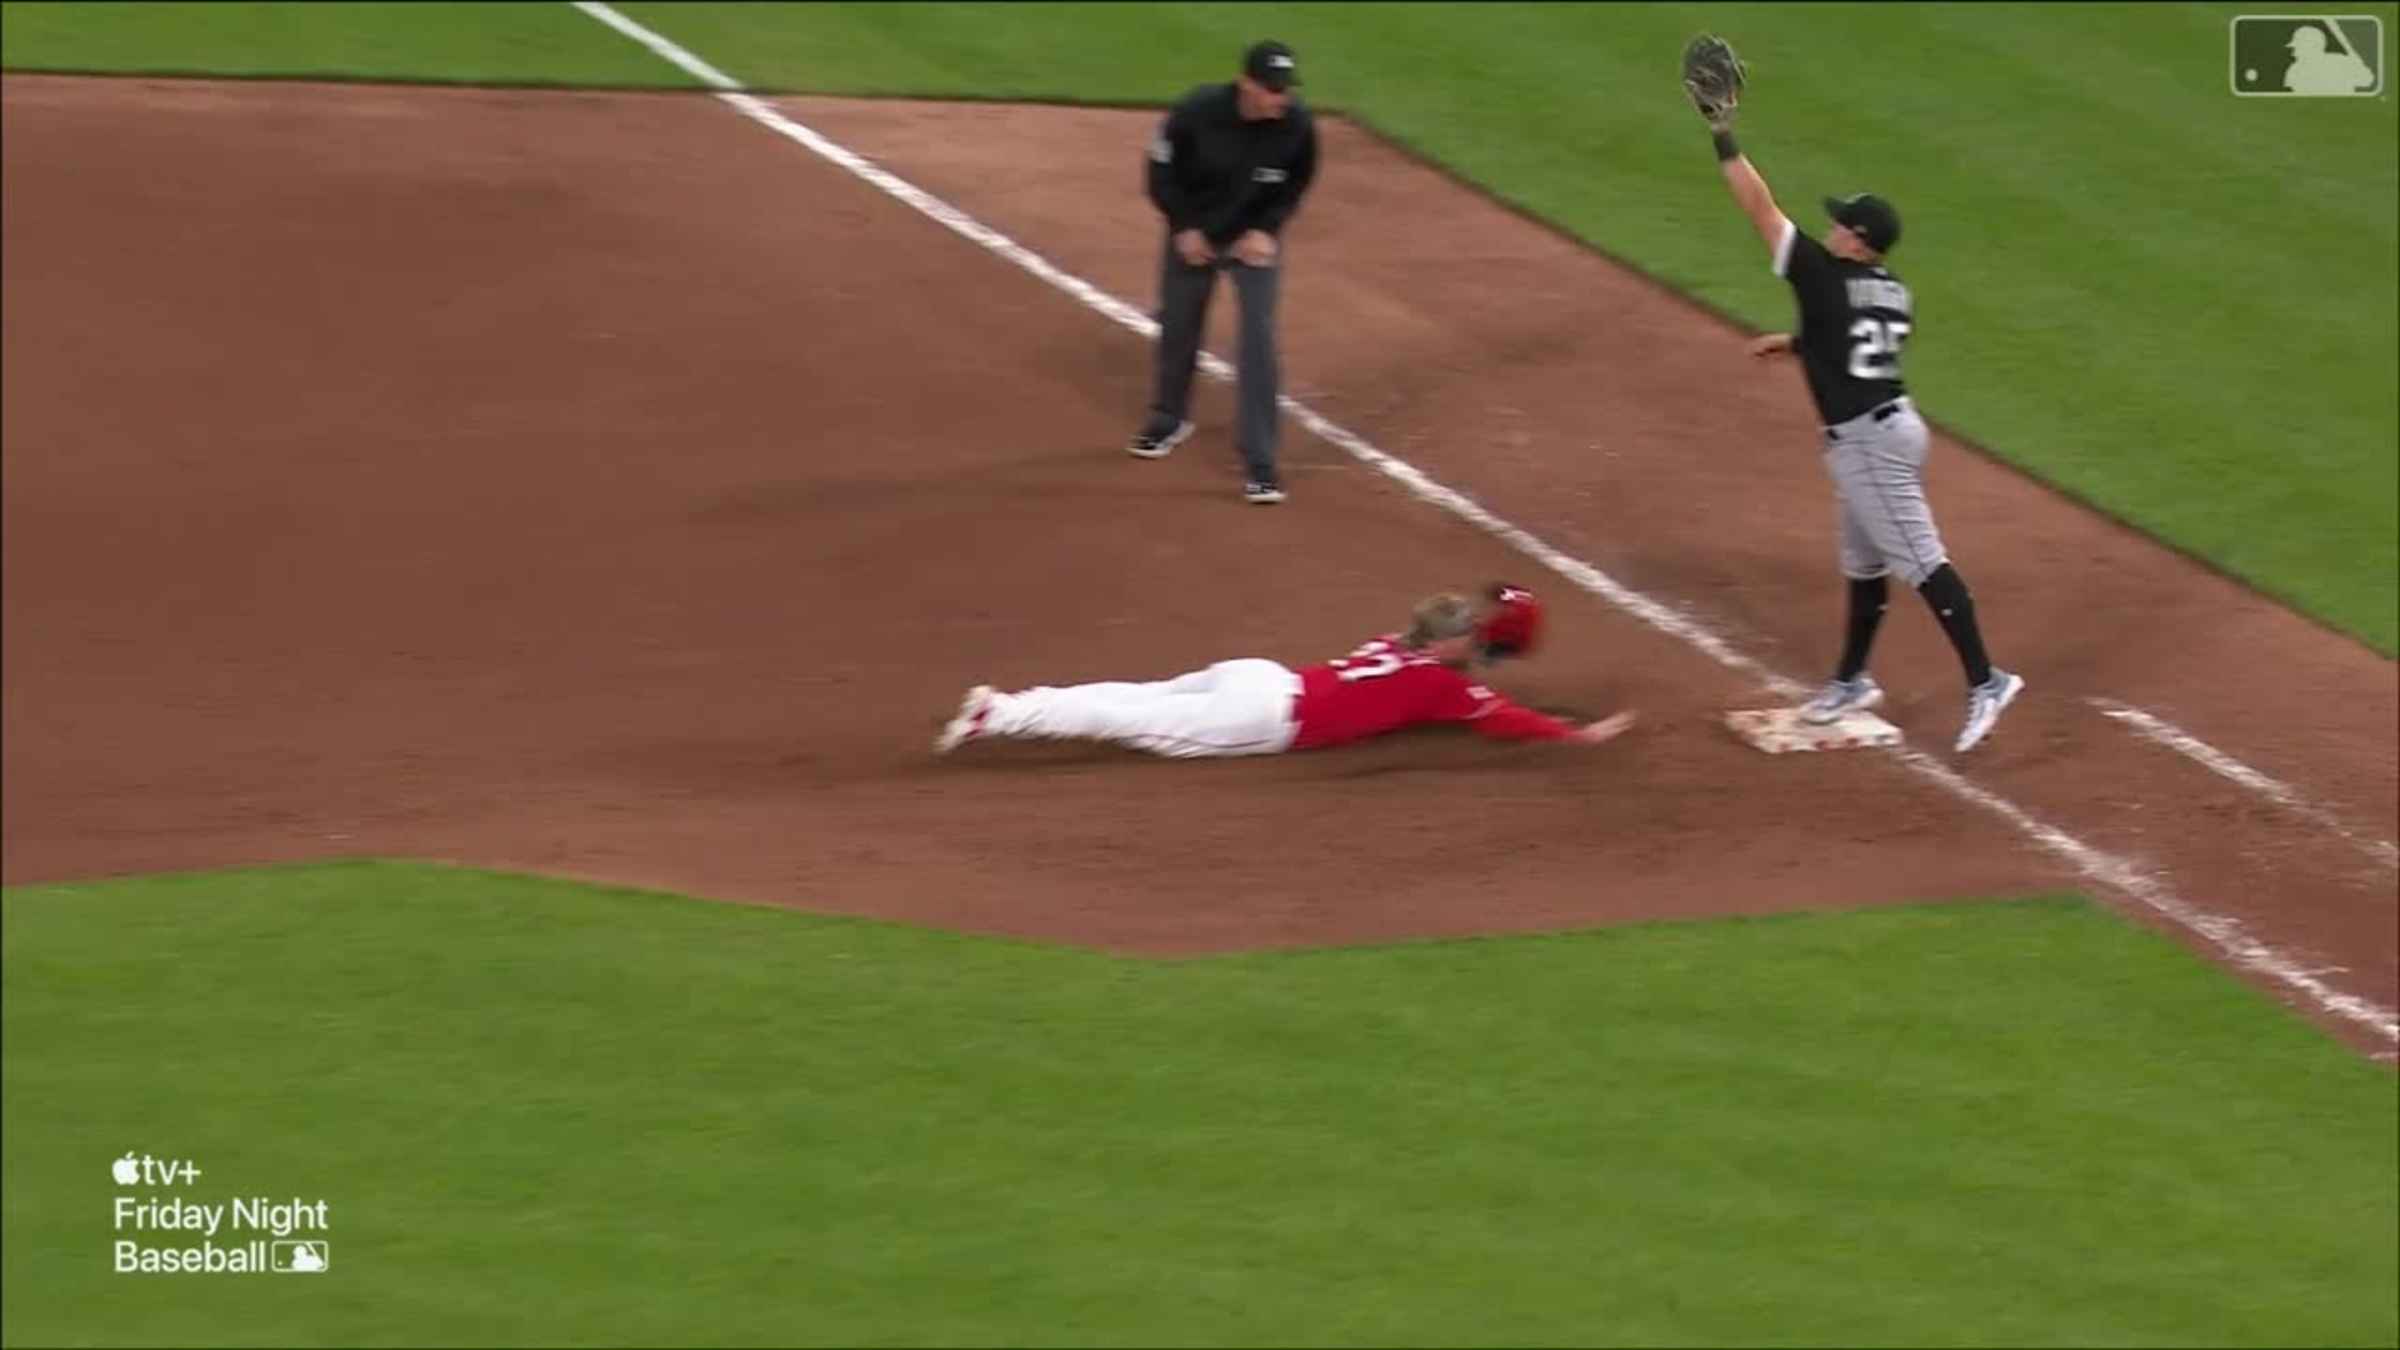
1954;670;2025;753
934;685;996;755
1127;418;1194;459
1798;674;1883;726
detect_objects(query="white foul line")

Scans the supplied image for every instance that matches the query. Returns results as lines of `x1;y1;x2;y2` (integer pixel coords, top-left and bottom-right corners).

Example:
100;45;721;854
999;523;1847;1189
570;1;2397;1046
2092;698;2398;870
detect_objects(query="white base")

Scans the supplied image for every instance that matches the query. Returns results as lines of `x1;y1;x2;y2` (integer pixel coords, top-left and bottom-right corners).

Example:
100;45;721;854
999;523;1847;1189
1724;706;1903;754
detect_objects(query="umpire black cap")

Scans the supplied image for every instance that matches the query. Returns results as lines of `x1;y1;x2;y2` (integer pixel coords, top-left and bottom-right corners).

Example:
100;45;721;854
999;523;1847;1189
1244;40;1301;91
1824;193;1901;253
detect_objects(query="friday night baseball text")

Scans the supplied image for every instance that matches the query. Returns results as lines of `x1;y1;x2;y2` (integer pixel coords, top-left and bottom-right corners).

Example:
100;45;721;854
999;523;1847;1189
115;1196;331;1237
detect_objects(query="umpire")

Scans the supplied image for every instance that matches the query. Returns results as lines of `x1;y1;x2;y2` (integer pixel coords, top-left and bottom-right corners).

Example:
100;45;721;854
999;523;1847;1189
1127;40;1320;505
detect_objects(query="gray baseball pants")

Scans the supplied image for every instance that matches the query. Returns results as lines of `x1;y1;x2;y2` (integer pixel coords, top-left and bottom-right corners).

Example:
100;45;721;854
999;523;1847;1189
1824;398;1948;586
1148;239;1281;482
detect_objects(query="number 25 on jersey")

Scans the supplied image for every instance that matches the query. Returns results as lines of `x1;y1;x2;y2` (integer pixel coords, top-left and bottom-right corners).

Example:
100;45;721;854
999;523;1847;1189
1847;317;1912;380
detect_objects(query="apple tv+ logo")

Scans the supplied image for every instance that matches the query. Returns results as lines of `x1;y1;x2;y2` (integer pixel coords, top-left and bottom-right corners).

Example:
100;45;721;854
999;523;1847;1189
112;1152;202;1186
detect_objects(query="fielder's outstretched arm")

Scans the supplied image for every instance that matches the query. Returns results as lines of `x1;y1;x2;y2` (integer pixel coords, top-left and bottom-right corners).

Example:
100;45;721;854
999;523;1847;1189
1685;34;1778;256
1716;138;1787;258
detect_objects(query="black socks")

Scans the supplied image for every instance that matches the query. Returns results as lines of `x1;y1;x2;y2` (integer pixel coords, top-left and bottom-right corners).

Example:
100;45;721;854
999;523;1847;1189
1835;575;1889;681
1917;563;1994;688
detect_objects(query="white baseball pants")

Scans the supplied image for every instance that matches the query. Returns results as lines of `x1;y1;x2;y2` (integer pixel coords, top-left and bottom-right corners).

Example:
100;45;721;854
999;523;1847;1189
982;659;1301;758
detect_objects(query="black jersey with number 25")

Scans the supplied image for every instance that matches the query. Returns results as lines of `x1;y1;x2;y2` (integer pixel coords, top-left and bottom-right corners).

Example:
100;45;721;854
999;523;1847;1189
1775;219;1911;426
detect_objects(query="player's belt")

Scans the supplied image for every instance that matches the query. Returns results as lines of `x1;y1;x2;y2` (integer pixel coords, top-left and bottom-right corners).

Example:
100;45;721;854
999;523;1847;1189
1824;397;1911;438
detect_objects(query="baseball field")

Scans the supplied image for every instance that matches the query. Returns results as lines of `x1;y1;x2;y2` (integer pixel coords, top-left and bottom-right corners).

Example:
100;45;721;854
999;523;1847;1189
2;4;2394;1347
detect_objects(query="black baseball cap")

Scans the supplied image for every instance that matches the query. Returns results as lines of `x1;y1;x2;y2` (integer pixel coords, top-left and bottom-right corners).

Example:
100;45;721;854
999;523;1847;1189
1244;39;1301;92
1824;193;1901;253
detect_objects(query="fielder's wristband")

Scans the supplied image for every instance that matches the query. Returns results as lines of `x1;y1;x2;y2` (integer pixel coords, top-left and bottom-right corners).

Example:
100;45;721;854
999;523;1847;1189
1712;129;1740;162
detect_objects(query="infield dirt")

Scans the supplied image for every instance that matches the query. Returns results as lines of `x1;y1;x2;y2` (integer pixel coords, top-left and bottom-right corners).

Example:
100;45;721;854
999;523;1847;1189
3;78;2391;1052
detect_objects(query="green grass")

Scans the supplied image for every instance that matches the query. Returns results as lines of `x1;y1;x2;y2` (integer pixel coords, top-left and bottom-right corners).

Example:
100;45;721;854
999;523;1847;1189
0;2;689;88
3;3;2393;649
6;863;2393;1348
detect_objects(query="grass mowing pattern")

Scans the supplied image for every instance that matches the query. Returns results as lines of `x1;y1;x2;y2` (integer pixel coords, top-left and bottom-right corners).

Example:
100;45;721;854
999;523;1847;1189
4;2;2392;649
6;863;2393;1347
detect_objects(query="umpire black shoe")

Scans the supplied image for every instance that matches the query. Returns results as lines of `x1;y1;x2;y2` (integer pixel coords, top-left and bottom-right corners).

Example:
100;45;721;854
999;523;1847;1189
1127;416;1194;459
1243;478;1288;505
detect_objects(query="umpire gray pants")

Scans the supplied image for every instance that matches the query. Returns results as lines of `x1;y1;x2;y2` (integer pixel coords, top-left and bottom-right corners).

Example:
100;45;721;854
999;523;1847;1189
1148;239;1281;481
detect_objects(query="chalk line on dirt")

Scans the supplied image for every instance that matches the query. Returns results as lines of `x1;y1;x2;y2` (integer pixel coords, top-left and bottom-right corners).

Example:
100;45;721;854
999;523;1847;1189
571;1;2397;1046
2092;699;2398;871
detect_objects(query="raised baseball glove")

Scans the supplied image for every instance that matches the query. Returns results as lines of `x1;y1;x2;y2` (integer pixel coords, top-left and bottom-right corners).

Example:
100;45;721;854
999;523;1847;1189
1681;34;1747;128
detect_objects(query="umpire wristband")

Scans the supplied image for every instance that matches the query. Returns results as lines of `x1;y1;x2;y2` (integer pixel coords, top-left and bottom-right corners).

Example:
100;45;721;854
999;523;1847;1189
1712;129;1740;162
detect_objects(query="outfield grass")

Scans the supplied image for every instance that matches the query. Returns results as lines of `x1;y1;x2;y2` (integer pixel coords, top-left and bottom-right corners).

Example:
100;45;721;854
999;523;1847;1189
0;2;686;89
5;864;2393;1348
3;2;2393;650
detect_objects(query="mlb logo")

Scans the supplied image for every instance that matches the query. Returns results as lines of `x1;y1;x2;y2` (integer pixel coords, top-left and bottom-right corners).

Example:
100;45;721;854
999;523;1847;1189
2230;15;2383;96
271;1241;330;1273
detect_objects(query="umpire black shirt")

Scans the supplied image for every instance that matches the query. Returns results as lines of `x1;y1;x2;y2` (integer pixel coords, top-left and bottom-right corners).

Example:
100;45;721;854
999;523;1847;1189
1146;83;1319;245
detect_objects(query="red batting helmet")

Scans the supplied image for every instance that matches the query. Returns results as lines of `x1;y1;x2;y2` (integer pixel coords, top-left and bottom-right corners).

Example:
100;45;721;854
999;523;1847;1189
1479;583;1543;658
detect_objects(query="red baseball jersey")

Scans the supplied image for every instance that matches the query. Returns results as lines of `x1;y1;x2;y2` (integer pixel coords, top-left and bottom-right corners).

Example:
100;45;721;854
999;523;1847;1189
1289;635;1578;751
